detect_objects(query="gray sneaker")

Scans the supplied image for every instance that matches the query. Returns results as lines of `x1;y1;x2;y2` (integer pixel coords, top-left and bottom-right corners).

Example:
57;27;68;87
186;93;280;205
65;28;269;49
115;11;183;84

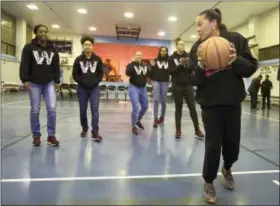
203;183;216;204
221;167;235;190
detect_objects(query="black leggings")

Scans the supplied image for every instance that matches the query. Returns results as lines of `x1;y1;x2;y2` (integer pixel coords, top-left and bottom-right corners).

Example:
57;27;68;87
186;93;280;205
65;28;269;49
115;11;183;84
172;84;199;130
202;104;241;183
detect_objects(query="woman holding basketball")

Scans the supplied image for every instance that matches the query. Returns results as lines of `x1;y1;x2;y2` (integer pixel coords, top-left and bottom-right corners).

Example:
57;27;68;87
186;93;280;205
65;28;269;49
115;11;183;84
149;46;170;128
188;8;258;204
168;37;204;139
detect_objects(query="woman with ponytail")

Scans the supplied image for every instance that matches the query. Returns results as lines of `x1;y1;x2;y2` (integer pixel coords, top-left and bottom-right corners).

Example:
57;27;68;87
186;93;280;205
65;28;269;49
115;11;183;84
188;8;258;204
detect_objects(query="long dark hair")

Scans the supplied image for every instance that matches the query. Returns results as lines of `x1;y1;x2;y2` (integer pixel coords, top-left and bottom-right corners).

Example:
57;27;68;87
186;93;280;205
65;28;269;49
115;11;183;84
157;46;169;60
199;8;227;31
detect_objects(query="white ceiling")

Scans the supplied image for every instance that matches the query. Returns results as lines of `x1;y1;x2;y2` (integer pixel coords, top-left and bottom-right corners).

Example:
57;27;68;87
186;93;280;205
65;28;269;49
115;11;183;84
1;1;278;42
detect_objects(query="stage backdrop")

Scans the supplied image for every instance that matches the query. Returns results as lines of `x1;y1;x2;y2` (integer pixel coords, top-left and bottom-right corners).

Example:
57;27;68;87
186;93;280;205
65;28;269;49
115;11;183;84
93;43;160;82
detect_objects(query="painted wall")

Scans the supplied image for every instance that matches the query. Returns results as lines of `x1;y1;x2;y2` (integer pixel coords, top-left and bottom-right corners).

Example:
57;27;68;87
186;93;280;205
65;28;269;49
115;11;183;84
94;42;160;81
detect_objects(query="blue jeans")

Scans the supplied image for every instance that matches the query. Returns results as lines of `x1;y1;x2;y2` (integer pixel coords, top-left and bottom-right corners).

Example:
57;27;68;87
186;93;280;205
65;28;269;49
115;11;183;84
152;81;169;119
29;81;56;137
77;85;100;133
128;84;149;127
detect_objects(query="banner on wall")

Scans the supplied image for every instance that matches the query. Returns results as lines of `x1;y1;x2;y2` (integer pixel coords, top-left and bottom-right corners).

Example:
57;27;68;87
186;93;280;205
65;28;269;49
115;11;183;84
246;65;279;97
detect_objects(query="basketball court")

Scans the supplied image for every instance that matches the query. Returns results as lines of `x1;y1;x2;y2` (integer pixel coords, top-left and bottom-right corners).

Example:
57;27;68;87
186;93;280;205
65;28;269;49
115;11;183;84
1;94;279;205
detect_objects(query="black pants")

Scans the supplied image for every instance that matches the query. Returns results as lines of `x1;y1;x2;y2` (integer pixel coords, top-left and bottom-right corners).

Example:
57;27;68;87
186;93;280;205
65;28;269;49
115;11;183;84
262;92;271;109
172;84;199;130
201;104;241;183
250;92;258;108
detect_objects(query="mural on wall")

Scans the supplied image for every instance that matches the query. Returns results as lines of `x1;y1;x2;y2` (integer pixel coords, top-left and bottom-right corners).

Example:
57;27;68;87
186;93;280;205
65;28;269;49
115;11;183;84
93;43;159;82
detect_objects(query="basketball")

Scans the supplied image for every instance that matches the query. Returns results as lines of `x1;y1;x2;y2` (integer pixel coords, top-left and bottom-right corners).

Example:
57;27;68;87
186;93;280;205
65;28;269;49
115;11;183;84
197;36;231;70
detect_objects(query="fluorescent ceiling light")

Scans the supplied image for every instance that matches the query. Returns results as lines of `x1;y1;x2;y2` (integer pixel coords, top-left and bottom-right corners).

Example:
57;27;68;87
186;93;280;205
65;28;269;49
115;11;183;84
77;8;87;14
168;16;177;22
190;34;197;38
158;31;165;36
124;12;134;18
52;24;60;29
89;27;97;31
26;4;38;10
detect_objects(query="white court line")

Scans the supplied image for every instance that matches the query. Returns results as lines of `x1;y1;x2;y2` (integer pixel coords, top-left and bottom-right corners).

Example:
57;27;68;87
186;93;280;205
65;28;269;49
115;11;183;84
1;100;29;106
1;170;279;183
272;180;279;186
2;105;279;122
242;112;279;122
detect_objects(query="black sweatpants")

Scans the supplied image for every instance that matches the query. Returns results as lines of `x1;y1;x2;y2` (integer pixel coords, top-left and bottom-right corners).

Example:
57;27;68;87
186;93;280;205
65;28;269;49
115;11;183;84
172;83;199;130
262;92;271;109
201;104;241;183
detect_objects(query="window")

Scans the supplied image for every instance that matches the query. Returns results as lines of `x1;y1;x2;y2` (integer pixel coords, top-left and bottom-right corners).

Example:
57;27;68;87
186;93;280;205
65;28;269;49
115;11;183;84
1;10;16;56
259;45;280;61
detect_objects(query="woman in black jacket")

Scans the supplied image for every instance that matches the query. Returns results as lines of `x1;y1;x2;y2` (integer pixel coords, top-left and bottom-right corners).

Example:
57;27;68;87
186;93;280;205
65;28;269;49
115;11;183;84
19;24;60;147
168;38;204;139
149;46;170;128
189;8;258;204
72;36;104;142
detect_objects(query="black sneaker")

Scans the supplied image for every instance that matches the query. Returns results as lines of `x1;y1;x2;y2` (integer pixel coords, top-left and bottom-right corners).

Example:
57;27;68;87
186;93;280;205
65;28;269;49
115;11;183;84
221;167;235;190
203;183;216;204
136;121;144;129
91;132;102;142
80;128;88;138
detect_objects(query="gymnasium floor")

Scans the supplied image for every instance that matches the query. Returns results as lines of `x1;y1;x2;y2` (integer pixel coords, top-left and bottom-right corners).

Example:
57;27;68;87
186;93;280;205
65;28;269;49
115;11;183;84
1;92;279;205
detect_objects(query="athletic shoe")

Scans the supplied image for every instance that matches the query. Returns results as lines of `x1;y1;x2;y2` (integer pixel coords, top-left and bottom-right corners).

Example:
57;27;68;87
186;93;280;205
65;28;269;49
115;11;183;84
47;136;60;146
221;167;235;190
203;183;216;204
91;132;102;142
32;137;41;146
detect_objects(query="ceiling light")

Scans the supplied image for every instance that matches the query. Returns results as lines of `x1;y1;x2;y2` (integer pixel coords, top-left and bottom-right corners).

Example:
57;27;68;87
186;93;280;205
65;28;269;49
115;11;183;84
190;34;197;39
168;16;177;22
26;4;38;10
51;24;60;29
124;12;134;18
158;31;165;36
89;27;97;31
77;8;87;14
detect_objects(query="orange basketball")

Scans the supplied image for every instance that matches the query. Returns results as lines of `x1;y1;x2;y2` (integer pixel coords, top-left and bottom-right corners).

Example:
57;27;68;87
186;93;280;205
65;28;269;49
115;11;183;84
197;36;231;70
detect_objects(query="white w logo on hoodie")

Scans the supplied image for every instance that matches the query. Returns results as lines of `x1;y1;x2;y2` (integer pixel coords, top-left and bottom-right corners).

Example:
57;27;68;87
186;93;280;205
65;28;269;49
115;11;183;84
174;58;180;66
33;51;54;65
156;61;168;69
134;65;147;75
80;61;97;73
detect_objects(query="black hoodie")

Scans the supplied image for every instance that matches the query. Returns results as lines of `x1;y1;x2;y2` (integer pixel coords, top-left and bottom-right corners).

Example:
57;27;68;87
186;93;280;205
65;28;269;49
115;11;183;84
168;51;191;86
150;50;170;82
19;38;60;84
188;28;258;107
126;61;151;87
72;52;103;89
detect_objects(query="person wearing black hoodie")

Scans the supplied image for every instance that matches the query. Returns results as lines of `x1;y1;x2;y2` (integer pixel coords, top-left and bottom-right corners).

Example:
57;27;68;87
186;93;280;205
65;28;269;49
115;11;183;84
19;24;60;147
149;46;170;128
189;8;258;204
168;38;204;139
72;36;103;142
126;51;150;135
